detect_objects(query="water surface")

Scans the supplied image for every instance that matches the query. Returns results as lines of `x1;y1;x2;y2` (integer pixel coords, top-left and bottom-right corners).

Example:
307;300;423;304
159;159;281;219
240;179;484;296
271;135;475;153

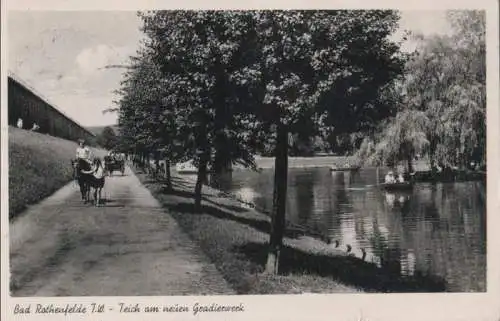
210;167;486;292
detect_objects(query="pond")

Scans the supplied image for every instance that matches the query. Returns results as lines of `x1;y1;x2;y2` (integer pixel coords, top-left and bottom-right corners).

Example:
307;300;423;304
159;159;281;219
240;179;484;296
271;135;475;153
210;167;486;292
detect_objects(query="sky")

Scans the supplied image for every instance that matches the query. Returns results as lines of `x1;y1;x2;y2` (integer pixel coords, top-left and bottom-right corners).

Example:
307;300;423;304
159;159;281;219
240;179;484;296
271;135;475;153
8;10;452;127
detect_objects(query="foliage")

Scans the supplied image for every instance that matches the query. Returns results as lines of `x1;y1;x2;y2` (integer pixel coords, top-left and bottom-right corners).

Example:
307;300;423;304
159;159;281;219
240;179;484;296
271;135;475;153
116;49;168;156
369;110;429;170
116;10;407;274
96;126;118;150
361;10;486;170
248;10;407;273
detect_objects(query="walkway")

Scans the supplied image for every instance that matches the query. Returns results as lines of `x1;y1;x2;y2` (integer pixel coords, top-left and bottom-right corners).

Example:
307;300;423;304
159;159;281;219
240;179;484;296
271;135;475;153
9;166;233;296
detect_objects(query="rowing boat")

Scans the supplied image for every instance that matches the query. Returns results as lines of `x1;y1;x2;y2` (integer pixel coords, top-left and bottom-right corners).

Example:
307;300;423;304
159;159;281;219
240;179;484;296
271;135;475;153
330;165;361;172
380;182;414;191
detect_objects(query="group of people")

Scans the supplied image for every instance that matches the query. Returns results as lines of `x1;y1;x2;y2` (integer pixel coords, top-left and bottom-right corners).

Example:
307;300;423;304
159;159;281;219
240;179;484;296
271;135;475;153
16;118;40;131
106;151;125;163
384;171;405;184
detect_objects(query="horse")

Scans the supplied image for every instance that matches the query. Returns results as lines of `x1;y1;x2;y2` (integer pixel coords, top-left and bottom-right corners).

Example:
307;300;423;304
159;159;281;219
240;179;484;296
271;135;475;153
86;158;106;206
71;158;92;203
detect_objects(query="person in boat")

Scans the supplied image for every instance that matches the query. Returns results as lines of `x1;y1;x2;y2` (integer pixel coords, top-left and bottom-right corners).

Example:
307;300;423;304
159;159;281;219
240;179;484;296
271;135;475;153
385;171;396;184
397;172;405;183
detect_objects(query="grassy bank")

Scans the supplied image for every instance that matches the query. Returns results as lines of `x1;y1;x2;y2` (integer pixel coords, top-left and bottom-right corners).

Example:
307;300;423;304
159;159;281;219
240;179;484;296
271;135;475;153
134;167;447;294
9;127;106;218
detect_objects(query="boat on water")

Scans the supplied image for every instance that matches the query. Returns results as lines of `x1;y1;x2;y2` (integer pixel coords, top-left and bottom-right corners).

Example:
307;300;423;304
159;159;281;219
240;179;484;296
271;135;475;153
175;160;198;174
330;165;361;172
380;181;414;191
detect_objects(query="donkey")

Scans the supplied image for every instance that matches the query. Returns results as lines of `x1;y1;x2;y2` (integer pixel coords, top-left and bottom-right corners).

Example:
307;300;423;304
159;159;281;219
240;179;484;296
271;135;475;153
72;158;93;202
81;158;106;207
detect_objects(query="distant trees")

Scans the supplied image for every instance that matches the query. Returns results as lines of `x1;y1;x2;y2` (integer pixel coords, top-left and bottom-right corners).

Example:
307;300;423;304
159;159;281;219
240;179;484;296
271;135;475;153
116;10;407;274
97;126;118;150
364;10;486;172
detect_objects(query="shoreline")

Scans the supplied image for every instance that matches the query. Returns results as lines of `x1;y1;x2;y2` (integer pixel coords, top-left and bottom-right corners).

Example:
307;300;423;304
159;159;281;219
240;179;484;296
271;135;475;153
133;165;448;294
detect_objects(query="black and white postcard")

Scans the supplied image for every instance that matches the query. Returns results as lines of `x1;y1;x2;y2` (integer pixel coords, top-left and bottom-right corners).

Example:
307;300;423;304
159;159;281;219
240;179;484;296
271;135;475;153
1;0;499;320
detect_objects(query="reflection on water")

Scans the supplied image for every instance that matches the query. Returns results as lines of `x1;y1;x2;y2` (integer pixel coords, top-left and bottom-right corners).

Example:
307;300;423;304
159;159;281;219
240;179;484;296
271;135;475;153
210;167;486;292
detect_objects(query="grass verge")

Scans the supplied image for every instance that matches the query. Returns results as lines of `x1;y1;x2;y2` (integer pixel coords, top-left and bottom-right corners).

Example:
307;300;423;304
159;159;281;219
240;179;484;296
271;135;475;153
9;127;106;219
134;167;447;294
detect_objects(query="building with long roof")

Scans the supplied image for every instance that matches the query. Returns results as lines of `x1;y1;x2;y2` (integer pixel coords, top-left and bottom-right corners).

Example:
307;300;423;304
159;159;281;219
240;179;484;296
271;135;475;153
7;72;96;143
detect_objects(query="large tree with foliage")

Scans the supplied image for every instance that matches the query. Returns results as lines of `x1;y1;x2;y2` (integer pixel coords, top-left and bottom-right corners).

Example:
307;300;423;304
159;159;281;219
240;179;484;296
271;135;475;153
117;10;407;275
250;10;407;273
139;11;264;210
368;10;486;171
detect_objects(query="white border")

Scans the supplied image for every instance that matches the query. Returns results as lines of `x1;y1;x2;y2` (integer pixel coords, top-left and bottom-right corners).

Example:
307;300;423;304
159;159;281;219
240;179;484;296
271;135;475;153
2;1;499;321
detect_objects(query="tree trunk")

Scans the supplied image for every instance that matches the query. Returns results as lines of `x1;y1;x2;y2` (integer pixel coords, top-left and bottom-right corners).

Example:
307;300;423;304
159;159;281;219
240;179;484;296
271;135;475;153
154;153;160;179
406;148;414;174
211;170;232;190
194;111;210;213
194;155;209;213
407;157;414;174
265;123;289;275
429;139;437;174
165;159;172;190
212;58;232;176
214;142;232;174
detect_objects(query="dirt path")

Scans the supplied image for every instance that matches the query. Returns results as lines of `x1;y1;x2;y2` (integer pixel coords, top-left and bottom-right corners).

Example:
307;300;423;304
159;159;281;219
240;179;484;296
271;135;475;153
9;165;234;296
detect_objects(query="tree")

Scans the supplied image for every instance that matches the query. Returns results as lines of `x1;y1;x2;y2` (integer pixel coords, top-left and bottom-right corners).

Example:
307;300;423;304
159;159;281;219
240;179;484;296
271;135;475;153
251;11;407;274
98;126;118;150
118;10;407;276
400;10;485;170
359;11;486;173
116;45;182;188
369;109;429;172
139;11;264;211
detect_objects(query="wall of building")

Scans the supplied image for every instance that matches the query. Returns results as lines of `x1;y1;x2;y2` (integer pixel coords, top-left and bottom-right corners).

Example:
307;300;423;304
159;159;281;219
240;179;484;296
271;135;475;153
7;75;96;144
